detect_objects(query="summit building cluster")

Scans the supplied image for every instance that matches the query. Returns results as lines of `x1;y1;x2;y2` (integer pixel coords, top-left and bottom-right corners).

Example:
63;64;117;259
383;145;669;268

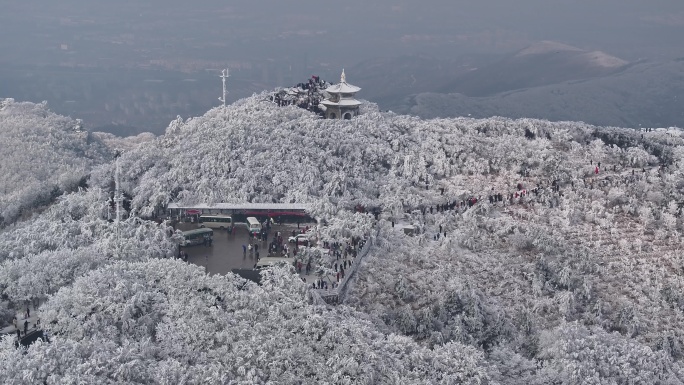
267;70;362;120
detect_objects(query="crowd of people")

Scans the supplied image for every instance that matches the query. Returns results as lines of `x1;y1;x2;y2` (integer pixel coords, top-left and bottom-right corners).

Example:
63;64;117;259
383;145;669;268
399;159;675;242
308;237;368;294
10;304;43;342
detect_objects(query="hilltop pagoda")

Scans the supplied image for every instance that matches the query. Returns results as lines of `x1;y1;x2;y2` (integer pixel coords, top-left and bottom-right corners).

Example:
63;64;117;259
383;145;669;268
320;69;362;120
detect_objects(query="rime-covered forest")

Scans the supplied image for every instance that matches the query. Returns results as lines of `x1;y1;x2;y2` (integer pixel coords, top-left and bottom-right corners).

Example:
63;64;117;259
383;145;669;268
1;94;684;383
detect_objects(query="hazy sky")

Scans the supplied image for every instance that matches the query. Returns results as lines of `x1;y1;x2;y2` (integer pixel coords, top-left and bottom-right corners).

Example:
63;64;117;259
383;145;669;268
1;0;683;69
1;0;683;134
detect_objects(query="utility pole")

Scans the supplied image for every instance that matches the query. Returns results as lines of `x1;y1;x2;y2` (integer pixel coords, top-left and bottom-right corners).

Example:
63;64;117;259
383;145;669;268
218;68;229;107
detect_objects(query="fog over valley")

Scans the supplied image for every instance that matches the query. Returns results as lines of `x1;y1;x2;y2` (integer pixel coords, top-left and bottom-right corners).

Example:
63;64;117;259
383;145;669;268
1;0;683;134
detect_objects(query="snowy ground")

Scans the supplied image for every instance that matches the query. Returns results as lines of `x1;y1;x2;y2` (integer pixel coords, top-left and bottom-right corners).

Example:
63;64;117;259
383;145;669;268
0;302;41;337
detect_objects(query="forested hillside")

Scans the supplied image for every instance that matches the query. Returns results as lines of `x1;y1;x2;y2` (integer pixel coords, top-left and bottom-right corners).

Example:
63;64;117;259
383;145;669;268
0;99;113;225
1;93;684;383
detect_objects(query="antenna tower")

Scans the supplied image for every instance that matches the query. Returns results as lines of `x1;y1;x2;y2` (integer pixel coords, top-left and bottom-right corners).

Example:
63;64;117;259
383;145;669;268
218;68;230;107
114;155;123;225
113;154;124;257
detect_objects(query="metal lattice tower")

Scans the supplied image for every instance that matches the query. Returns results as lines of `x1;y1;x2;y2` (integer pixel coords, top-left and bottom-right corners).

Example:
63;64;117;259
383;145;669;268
112;154;124;257
114;156;123;225
218;68;230;107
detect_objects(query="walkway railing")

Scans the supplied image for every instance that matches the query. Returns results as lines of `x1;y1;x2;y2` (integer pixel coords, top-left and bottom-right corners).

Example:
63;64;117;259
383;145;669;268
317;227;378;305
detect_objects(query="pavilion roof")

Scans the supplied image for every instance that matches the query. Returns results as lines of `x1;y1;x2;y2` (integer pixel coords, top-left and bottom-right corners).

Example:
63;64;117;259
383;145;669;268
321;99;362;107
325;82;361;94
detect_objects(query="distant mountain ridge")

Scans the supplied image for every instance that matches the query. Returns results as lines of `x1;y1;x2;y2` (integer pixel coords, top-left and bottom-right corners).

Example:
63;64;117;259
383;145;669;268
348;42;680;129
400;59;684;129
438;41;630;97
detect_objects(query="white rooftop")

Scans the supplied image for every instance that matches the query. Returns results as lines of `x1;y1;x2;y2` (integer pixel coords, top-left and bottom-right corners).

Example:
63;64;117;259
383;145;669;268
325;69;361;94
326;83;361;94
168;203;311;210
321;99;362;107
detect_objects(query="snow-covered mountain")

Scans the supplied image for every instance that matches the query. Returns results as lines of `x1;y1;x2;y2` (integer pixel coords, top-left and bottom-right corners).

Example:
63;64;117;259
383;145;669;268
1;93;684;383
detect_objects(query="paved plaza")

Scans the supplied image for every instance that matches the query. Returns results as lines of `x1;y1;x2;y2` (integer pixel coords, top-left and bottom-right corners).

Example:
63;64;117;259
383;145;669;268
177;219;361;301
177;221;316;276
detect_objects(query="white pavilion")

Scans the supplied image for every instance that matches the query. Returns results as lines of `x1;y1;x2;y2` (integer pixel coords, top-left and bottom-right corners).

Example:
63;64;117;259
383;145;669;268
320;69;362;120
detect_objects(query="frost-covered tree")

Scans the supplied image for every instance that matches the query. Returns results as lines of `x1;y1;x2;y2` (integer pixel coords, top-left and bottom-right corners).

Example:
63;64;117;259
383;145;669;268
0;189;179;303
537;322;683;384
0;260;492;384
0;99;113;225
1;89;683;382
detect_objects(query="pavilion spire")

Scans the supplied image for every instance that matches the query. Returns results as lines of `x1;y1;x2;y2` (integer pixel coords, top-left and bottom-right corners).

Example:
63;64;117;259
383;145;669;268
341;68;346;83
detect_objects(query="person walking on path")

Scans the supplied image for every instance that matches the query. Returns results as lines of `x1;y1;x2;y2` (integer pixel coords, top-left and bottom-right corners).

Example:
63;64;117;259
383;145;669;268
12;316;17;330
26;307;30;319
23;319;28;335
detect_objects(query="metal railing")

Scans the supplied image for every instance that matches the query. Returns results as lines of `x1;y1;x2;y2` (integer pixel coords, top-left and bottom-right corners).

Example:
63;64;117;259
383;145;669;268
317;227;378;305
